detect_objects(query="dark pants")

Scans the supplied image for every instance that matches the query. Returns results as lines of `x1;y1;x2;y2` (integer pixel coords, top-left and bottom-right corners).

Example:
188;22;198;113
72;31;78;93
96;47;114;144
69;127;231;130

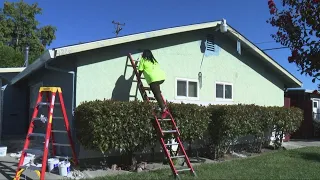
150;80;166;111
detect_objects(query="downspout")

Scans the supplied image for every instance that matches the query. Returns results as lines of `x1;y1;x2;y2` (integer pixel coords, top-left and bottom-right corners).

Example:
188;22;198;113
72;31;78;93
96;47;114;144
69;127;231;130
44;63;75;116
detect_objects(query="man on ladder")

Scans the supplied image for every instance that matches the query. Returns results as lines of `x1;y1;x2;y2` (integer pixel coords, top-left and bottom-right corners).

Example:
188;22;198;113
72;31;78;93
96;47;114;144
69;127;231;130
138;49;168;118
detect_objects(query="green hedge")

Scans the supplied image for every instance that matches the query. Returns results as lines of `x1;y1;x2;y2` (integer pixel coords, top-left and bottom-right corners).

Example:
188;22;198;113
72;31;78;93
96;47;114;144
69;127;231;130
74;100;303;158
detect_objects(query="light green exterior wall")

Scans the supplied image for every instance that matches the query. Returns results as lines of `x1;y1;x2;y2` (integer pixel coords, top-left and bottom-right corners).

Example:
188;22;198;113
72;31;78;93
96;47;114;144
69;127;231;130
75;29;284;108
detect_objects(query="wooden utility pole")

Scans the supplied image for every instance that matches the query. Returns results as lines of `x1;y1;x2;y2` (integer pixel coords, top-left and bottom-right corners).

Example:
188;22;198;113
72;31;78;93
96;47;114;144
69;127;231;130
112;20;125;37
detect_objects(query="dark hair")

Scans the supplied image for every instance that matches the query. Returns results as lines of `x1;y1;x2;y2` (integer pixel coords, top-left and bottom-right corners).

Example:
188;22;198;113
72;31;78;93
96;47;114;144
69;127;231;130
142;49;158;64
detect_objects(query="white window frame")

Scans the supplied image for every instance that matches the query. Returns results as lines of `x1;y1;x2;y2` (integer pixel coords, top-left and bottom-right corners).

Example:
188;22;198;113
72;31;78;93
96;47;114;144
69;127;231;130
215;81;233;101
175;78;200;100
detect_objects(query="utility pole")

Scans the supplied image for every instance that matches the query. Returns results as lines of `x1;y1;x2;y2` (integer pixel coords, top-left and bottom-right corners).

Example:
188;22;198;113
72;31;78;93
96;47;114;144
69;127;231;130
112;20;125;37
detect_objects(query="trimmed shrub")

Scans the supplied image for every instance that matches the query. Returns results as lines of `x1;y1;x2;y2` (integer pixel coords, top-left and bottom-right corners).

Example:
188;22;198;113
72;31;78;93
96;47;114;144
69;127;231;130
74;100;210;155
207;105;304;158
75;99;304;161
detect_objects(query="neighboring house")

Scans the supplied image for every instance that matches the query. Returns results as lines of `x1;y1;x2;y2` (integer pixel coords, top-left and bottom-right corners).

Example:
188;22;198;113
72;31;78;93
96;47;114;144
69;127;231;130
285;89;320;139
7;20;302;158
0;67;26;143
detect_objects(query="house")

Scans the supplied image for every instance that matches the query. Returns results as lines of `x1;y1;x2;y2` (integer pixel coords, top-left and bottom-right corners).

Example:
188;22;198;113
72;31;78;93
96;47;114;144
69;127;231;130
0;67;25;143
285;89;320;139
6;20;302;158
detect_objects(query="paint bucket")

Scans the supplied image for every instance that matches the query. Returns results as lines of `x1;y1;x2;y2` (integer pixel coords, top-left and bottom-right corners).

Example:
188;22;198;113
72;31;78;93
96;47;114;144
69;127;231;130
0;146;7;157
22;156;33;166
58;161;71;176
47;158;59;172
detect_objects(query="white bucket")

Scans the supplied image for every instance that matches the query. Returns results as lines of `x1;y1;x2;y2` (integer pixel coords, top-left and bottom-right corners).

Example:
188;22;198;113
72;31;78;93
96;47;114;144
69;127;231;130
22;156;33;166
58;161;70;176
47;158;59;172
0;146;7;157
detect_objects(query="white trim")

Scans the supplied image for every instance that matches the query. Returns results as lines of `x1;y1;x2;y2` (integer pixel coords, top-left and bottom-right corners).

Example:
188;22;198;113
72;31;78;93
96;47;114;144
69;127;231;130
215;81;234;101
0;67;25;73
312;98;320;108
175;78;200;100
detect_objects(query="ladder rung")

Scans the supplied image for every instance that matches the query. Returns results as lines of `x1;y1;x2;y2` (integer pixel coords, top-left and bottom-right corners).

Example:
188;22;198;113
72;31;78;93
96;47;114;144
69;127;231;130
159;118;171;121
162;130;177;133
148;97;156;100
171;155;185;159
143;87;151;91
37;102;60;106
20;165;41;171
52;143;71;147
53;117;64;120
24;149;43;155
166;143;179;146
28;133;46;138
176;168;191;172
32;117;47;122
51;130;67;133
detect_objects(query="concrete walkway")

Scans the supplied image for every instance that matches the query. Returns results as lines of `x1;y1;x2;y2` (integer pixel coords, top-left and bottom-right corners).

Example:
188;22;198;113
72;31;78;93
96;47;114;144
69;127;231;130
1;139;320;180
282;139;320;150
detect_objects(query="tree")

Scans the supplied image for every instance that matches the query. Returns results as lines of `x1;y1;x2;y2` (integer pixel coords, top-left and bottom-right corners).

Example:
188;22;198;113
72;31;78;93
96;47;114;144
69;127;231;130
266;0;320;84
0;0;57;67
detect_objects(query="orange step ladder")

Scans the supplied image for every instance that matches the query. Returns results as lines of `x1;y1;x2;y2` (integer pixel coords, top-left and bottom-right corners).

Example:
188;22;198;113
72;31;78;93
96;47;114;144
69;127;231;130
127;54;197;179
14;87;78;180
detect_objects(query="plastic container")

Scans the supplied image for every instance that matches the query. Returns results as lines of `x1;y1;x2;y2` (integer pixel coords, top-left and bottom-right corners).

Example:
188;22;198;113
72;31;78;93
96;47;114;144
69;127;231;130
47;158;59;172
0;146;7;157
58;161;71;176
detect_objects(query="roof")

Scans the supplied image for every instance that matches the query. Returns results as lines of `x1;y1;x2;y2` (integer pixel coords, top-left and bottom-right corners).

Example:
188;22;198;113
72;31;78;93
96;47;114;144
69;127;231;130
0;67;25;84
287;88;319;94
10;20;302;87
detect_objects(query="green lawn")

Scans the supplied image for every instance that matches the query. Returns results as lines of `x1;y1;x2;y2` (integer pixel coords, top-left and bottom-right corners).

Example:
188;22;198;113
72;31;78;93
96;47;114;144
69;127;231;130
88;147;320;179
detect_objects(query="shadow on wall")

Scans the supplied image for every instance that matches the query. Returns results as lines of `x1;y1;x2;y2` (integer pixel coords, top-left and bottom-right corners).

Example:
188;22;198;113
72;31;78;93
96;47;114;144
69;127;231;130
111;73;135;101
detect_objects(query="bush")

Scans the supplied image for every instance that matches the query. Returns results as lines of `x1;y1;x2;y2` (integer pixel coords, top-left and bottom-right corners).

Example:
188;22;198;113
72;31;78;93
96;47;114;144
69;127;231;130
75;99;304;161
74;100;210;155
207;105;304;158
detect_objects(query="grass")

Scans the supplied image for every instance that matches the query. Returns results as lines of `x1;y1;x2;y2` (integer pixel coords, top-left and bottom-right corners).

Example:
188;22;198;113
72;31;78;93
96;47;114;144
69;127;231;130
87;147;320;179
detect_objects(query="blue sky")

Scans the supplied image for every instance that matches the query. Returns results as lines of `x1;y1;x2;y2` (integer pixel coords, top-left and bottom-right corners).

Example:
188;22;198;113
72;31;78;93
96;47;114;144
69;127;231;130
3;0;319;90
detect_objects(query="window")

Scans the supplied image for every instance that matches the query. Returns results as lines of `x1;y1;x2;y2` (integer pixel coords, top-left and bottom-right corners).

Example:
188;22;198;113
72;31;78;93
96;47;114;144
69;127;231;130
176;79;199;99
215;82;233;100
314;101;318;108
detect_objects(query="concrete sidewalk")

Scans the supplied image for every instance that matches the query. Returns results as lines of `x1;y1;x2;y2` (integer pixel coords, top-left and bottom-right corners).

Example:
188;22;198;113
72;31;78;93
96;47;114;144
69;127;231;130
1;139;320;180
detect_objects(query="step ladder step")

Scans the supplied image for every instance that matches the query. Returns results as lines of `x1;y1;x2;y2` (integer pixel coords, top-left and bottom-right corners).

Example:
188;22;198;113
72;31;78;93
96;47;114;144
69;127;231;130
51;130;67;133
24;149;43;155
52;143;71;147
165;143;179;146
37;102;60;106
28;133;46;138
176;168;191;172
33;117;63;122
20;165;42;171
162;130;177;133
171;155;185;159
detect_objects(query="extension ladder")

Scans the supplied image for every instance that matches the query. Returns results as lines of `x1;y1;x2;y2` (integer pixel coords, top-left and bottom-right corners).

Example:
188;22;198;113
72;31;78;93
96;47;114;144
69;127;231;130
127;53;197;179
14;87;78;180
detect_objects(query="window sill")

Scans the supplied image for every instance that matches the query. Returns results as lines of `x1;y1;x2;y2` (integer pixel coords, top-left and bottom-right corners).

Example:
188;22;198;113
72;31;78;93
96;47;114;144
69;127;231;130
175;96;200;101
215;98;234;102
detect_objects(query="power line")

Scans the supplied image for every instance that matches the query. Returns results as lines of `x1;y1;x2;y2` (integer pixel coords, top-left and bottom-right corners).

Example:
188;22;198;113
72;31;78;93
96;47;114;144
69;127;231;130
262;46;290;51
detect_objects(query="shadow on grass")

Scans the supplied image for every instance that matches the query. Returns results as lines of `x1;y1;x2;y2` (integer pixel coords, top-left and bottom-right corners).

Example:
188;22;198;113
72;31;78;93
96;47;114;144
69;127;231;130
298;152;320;163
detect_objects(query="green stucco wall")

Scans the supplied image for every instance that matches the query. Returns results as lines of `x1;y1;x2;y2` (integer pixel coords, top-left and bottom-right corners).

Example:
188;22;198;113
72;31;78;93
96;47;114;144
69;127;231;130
75;29;284;107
